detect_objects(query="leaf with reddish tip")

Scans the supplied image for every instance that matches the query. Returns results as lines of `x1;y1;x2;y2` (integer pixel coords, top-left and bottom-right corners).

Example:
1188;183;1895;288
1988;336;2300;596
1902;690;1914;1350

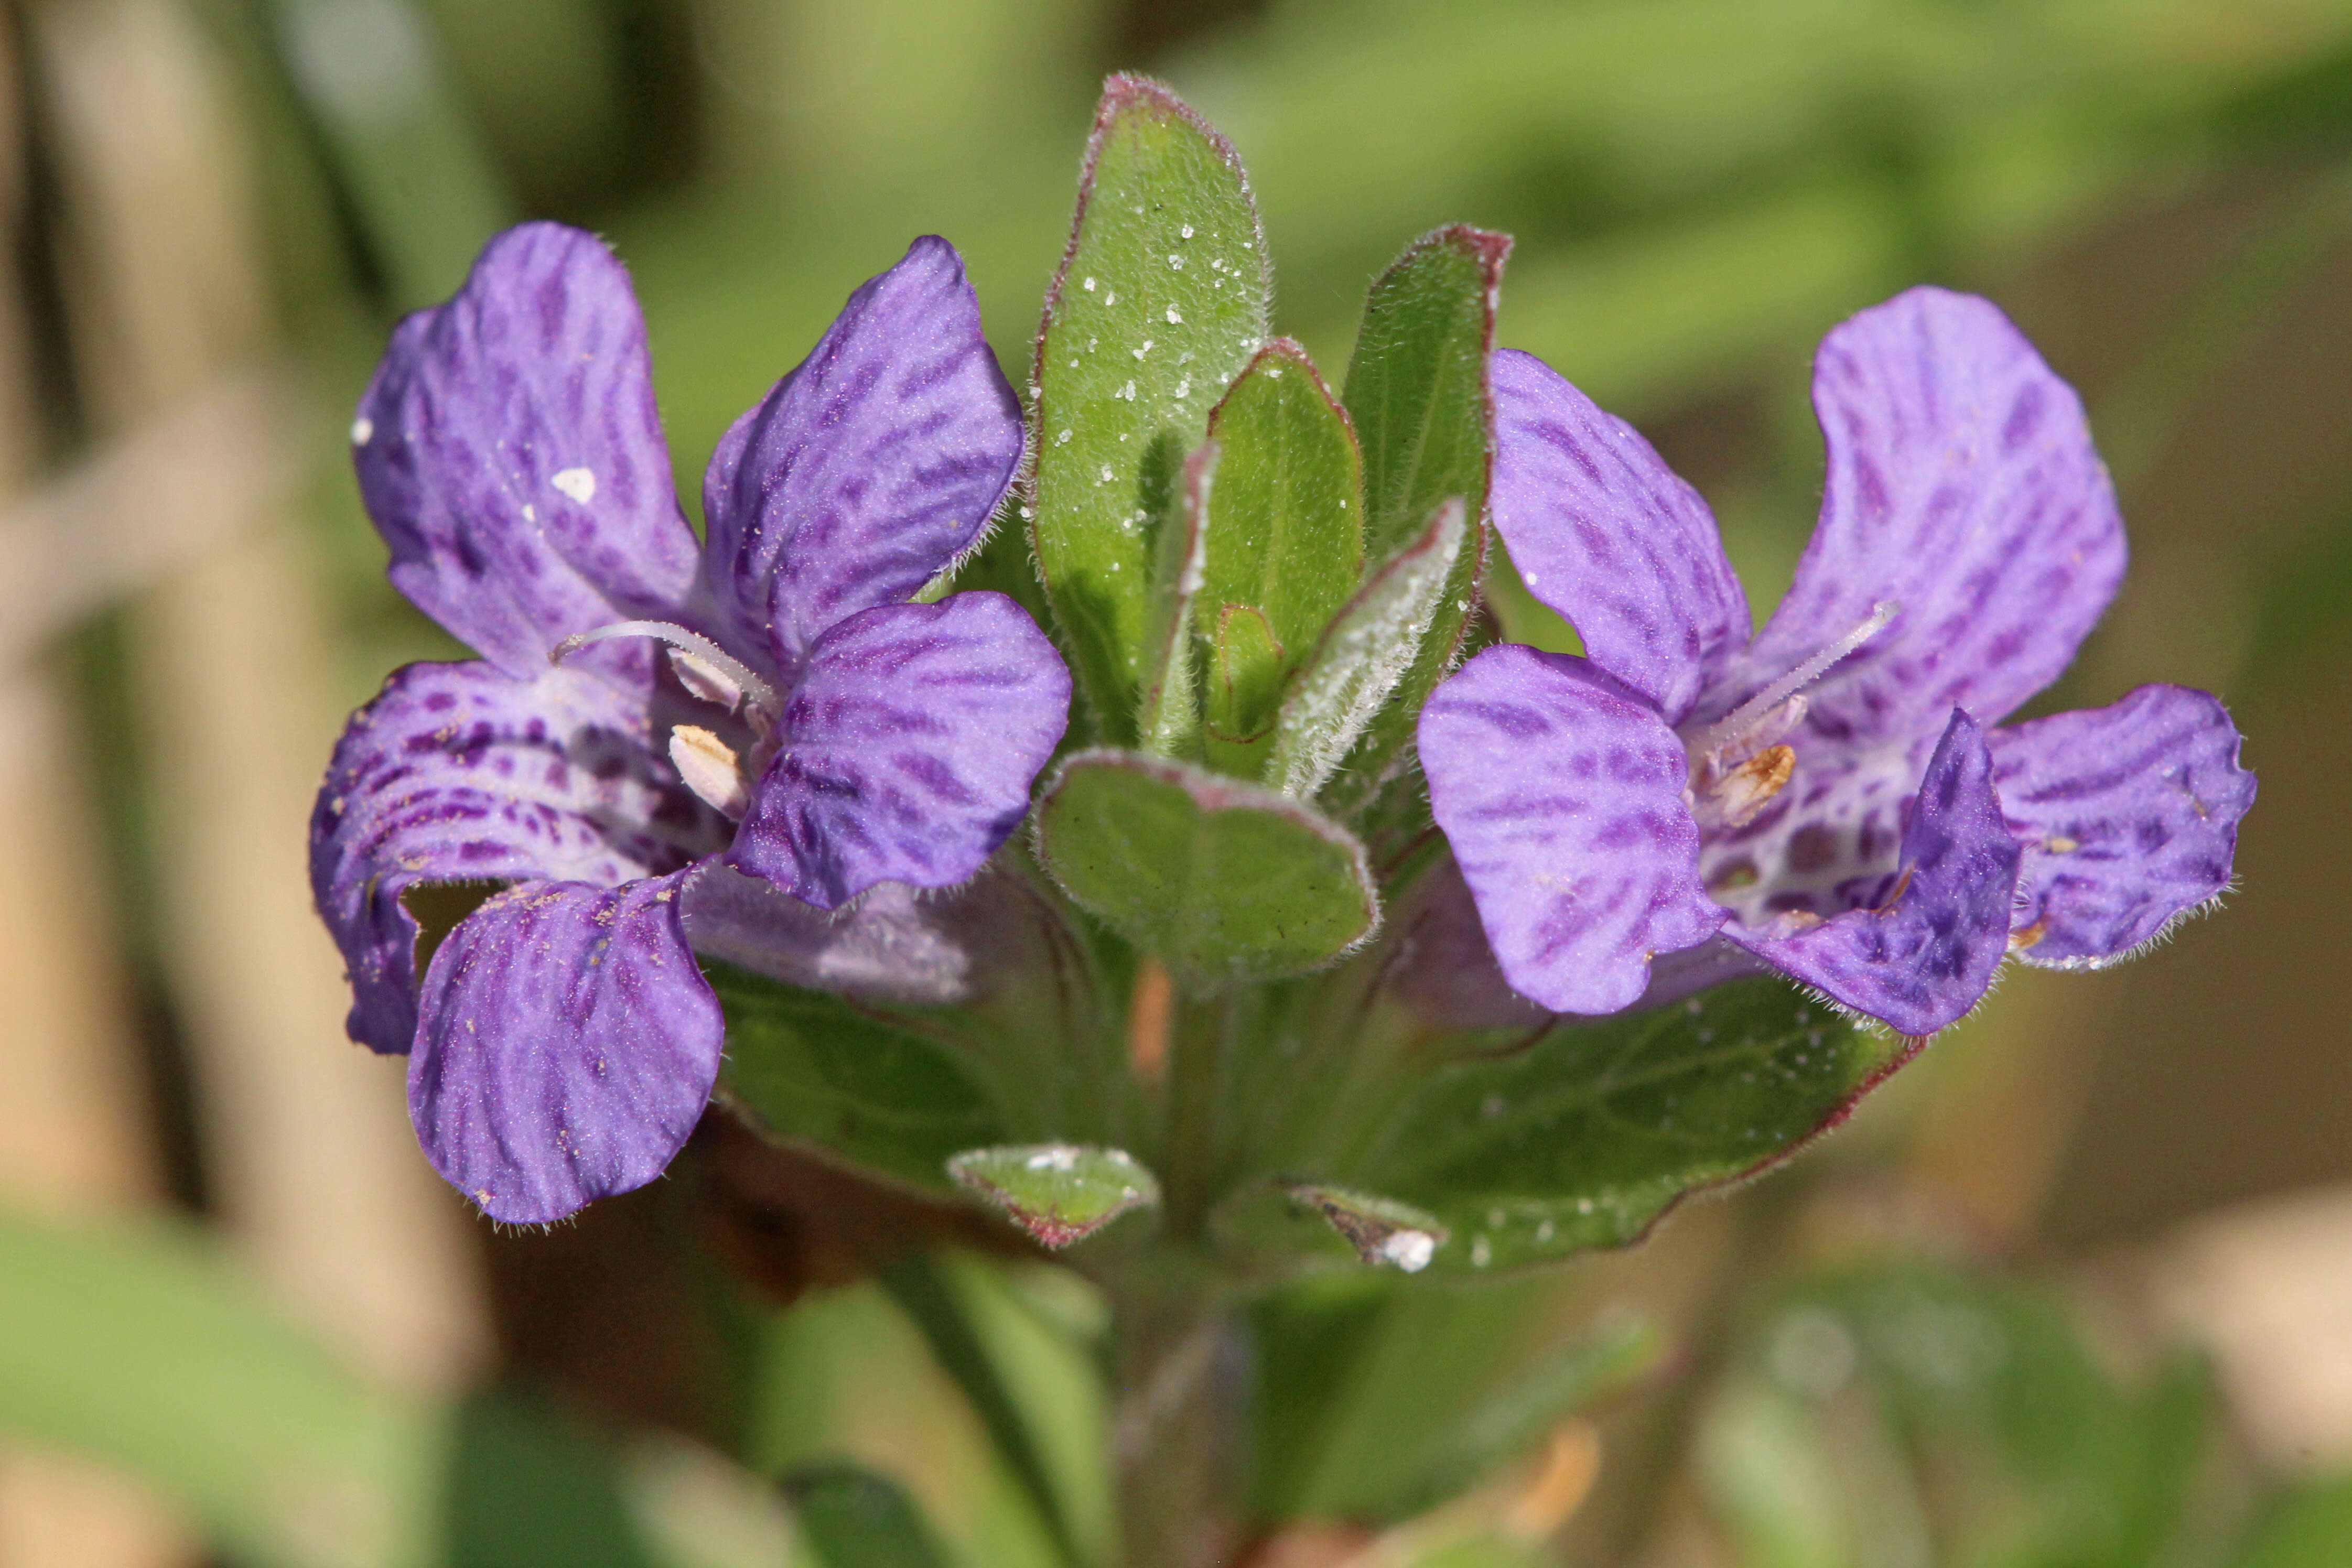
1029;77;1272;741
1322;226;1509;815
946;1144;1161;1248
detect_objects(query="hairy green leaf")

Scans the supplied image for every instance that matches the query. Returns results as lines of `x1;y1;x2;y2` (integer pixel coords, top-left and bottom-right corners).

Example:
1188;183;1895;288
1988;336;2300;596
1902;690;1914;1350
711;967;1006;1199
1268;496;1469;798
1029;77;1271;740
1329;980;1913;1272
1033;749;1378;985
1320;228;1507;815
948;1144;1162;1249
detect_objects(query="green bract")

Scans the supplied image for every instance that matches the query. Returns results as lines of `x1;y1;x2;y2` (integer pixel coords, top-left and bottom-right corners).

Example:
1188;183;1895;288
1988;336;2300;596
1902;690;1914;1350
1029;78;1271;741
1033;749;1378;986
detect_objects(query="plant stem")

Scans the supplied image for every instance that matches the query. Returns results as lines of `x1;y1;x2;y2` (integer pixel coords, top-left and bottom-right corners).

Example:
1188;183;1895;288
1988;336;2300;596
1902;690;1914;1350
1110;1262;1242;1568
1112;992;1244;1566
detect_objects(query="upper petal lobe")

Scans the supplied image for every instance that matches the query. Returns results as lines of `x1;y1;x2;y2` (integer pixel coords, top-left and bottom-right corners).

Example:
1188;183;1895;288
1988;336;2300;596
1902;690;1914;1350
1991;684;2253;967
727;591;1071;909
1731;288;2125;743
355;223;703;676
409;872;721;1224
310;659;724;1054
1727;708;2021;1034
1488;348;1750;723
702;237;1023;673
1419;645;1726;1015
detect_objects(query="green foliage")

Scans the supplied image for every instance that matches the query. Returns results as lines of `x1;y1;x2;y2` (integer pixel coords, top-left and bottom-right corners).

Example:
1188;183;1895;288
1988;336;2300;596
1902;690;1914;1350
1269;979;1911;1274
1698;1262;2218;1568
1269;496;1470;798
1194;339;1366;771
710;967;1006;1201
1033;749;1379;985
2228;1476;2352;1568
786;1463;954;1568
1320;229;1507;814
0;1210;438;1568
445;1392;657;1568
948;1144;1162;1249
1029;77;1272;740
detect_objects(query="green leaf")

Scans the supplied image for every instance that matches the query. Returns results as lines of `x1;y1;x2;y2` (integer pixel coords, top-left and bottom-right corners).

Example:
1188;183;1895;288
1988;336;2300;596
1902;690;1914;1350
710;965;1006;1199
1346;227;1508;557
446;1390;658;1568
1322;226;1508;813
1204;602;1285;767
947;1144;1162;1249
785;1463;952;1568
1136;444;1215;759
1326;979;1911;1272
0;1209;437;1568
2230;1477;2352;1568
1193;339;1365;764
1033;748;1378;985
1385;1315;1659;1520
876;1255;1086;1568
1029;77;1272;741
1268;496;1469;798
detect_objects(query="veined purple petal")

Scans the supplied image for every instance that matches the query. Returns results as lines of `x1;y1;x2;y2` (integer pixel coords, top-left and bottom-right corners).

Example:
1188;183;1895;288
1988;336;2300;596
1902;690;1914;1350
355;223;703;678
1991;685;2253;968
1728;288;2125;744
702;237;1023;673
681;860;976;1005
1419;646;1725;1015
1727;709;2020;1035
1489;348;1750;723
728;591;1071;910
411;872;721;1224
310;659;725;1055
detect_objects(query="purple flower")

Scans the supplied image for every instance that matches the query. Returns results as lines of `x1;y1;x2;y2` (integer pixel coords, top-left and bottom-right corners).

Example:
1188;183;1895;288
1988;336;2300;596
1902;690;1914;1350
1419;287;2253;1035
311;223;1071;1223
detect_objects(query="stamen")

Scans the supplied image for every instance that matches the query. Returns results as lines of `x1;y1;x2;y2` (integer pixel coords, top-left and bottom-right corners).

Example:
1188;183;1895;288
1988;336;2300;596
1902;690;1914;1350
670;725;750;820
551;621;779;717
1687;600;1898;762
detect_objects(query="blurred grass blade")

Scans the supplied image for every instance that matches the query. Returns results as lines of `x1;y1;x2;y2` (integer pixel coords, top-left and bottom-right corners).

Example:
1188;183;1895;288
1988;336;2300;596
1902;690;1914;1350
263;0;513;306
0;1209;437;1568
879;1253;1084;1568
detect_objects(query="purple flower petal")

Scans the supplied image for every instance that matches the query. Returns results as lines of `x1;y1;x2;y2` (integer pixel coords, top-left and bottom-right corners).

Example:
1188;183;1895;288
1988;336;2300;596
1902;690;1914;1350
727;591;1071;909
1726;709;2020;1034
1418;645;1726;1014
1991;684;2254;968
681;860;978;1005
310;659;725;1054
1489;348;1750;723
701;237;1023;674
1729;288;2125;743
409;872;720;1224
355;223;703;677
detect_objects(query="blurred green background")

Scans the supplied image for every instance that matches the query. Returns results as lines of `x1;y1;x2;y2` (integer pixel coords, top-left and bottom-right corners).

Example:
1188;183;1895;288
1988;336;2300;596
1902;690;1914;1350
5;0;2352;1564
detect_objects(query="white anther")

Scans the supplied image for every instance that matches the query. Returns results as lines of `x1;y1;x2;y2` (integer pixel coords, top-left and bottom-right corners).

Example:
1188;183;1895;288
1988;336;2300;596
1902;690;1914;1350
670;726;749;820
1686;601;1897;763
551;621;779;718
